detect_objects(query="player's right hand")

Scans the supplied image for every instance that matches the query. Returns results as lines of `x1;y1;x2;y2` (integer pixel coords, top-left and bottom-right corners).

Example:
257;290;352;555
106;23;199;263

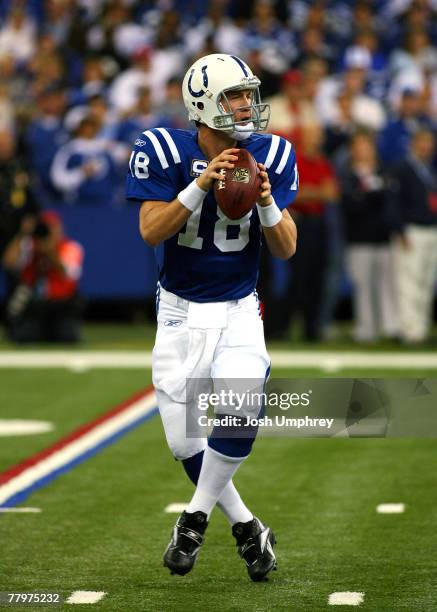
196;148;239;192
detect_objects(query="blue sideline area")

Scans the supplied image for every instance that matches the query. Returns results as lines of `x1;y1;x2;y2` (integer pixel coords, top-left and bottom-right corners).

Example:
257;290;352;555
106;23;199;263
0;206;158;300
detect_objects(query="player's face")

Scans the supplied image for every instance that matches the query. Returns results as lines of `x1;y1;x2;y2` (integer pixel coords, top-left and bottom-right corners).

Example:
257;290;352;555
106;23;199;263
221;89;253;124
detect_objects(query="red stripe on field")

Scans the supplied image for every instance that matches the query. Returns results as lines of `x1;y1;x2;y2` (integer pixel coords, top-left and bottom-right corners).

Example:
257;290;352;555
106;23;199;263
0;385;155;486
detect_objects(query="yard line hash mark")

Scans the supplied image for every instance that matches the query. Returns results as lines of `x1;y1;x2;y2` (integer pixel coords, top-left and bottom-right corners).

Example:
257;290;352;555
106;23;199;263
0;420;54;436
329;592;364;606
376;503;405;514
66;591;107;604
165;503;187;513
0;507;41;513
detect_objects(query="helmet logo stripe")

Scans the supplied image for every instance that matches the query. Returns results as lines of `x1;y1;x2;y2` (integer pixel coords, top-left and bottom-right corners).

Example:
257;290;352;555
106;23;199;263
201;65;209;87
188;66;208;98
230;55;249;77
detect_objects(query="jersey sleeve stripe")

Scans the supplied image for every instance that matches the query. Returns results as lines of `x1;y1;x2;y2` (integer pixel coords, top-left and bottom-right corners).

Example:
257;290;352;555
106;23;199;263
290;167;299;190
156;128;181;164
143;129;169;169
275;140;291;175
264;134;280;169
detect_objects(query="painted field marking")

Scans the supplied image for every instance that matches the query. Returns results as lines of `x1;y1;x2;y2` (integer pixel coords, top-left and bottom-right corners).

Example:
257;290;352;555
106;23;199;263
66;591;106;605
0;350;436;370
0;387;157;508
68;359;90;373
271;351;437;370
376;503;405;514
0;351;153;369
321;357;342;373
329;592;364;606
0;420;54;436
0;507;41;513
165;503;187;513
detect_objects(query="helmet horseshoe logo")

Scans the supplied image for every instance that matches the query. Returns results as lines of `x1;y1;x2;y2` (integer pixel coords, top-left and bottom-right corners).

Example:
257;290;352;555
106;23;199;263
188;65;208;98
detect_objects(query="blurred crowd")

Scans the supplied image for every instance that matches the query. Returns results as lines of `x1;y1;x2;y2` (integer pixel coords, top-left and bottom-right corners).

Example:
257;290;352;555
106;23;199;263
1;0;437;344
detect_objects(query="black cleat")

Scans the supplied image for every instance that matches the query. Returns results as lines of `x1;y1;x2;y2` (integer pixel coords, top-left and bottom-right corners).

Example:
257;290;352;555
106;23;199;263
163;510;208;576
232;516;277;582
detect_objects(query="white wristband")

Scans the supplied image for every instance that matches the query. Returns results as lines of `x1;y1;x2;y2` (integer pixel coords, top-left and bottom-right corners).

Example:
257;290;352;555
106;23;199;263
256;198;282;227
177;179;207;212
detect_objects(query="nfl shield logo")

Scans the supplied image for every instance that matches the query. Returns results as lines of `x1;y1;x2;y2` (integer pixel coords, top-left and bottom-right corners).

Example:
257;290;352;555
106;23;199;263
232;167;250;183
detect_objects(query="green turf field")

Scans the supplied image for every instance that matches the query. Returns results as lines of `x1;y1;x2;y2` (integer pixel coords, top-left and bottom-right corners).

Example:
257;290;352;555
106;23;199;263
1;366;436;611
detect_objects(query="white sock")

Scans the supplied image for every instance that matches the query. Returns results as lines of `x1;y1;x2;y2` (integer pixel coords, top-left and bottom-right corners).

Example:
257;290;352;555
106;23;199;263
217;481;253;525
185;446;246;518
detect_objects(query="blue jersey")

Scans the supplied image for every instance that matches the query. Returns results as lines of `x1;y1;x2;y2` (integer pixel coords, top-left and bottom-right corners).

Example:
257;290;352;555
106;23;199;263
126;128;298;302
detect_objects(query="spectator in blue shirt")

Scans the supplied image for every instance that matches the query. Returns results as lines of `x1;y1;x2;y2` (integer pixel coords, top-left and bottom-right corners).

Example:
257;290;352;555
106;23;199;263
25;85;68;207
114;87;174;148
50;116;125;207
378;87;434;168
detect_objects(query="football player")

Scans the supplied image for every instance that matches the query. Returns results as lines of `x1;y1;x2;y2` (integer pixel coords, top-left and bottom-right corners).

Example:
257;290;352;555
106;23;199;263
126;54;298;582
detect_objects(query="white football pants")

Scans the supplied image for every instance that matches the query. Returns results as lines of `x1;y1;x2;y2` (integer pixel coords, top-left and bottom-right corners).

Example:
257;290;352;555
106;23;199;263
152;285;270;460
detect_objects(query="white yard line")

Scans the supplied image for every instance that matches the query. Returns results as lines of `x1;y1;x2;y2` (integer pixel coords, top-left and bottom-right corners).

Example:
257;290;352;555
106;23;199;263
0;350;436;369
0;351;153;368
271;351;437;369
329;592;364;606
66;591;106;605
376;503;405;514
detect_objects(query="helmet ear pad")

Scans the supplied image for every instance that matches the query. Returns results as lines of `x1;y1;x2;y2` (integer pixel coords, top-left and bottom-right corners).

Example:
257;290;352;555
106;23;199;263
182;53;270;133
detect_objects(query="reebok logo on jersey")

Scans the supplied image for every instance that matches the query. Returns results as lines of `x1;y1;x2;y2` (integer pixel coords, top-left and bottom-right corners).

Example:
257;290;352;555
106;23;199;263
164;320;183;327
135;139;147;146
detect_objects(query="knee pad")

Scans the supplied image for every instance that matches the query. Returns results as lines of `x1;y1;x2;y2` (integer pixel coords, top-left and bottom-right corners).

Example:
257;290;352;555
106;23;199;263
167;435;206;461
156;388;207;460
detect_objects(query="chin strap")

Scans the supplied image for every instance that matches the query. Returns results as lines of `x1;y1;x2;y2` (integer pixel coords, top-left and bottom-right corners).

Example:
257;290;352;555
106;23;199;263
229;122;256;141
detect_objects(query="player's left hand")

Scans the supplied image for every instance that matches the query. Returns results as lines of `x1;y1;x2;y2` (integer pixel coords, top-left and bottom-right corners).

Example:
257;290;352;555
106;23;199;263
257;163;273;207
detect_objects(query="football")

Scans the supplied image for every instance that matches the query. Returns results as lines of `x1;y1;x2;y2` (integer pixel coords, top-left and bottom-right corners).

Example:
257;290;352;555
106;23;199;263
213;148;261;220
